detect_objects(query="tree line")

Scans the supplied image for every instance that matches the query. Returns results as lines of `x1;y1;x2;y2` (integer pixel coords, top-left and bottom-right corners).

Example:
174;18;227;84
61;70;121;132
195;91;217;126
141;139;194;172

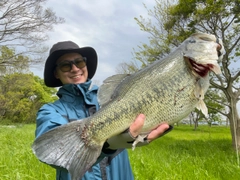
0;0;63;123
0;71;57;123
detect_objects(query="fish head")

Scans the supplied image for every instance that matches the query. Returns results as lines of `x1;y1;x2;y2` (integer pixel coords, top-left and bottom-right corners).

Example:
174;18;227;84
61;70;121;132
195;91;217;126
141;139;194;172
183;33;225;78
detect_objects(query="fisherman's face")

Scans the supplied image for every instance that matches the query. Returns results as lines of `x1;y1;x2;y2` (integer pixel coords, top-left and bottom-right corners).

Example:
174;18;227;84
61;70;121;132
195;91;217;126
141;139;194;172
55;53;88;85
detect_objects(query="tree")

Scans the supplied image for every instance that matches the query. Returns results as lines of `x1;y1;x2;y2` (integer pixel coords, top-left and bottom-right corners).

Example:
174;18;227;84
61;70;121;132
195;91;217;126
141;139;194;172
0;43;57;123
0;73;57;123
0;0;64;66
132;0;240;150
0;46;29;75
204;87;228;124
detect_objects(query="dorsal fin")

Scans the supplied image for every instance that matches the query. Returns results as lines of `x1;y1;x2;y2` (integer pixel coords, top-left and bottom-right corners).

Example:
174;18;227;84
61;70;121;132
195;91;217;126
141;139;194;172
98;74;130;108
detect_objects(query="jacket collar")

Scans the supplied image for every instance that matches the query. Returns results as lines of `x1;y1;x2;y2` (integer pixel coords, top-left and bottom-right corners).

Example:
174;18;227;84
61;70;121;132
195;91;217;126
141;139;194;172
57;79;98;98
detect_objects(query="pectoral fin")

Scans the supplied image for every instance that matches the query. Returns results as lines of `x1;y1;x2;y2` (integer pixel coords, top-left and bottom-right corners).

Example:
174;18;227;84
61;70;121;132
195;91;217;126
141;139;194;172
196;99;208;117
194;79;208;117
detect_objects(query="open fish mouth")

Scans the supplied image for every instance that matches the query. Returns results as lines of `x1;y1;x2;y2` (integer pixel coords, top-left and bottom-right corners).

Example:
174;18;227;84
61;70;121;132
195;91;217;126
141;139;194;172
185;57;221;77
189;58;213;77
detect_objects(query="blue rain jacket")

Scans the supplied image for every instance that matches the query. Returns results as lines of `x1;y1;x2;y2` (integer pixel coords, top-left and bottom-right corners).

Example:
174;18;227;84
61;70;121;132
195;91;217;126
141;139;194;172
35;80;134;180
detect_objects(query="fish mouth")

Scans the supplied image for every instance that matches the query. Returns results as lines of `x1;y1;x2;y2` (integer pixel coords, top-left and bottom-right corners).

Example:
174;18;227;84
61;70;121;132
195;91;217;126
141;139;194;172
185;57;221;77
189;59;212;77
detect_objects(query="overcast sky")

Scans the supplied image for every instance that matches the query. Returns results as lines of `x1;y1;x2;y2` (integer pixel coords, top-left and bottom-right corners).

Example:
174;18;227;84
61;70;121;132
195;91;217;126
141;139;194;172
32;0;155;84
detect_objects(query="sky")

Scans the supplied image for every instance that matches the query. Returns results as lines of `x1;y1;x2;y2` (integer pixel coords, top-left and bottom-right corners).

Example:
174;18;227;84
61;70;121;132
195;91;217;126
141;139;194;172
31;0;156;84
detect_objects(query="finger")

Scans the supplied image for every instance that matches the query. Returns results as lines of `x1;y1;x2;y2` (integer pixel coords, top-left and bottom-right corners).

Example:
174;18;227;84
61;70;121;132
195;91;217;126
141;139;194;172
129;114;145;138
147;123;170;142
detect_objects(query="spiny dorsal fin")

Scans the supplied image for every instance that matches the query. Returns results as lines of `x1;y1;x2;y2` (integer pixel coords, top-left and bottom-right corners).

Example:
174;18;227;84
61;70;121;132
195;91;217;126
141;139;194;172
98;74;130;107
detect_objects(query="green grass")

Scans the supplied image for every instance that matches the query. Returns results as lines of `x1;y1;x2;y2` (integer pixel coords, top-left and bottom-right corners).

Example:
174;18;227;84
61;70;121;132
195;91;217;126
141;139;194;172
0;124;239;180
0;124;55;180
128;125;240;180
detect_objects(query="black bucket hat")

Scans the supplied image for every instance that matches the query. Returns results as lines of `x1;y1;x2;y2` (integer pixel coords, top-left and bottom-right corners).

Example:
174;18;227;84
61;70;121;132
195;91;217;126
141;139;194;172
44;41;98;87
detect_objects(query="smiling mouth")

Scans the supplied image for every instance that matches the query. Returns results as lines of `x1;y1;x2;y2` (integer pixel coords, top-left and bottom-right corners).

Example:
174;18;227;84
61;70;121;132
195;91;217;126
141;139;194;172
71;74;82;79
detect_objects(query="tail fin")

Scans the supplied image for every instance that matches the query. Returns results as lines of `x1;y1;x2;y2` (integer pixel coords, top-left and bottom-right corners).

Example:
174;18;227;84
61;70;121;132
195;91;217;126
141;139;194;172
32;118;103;180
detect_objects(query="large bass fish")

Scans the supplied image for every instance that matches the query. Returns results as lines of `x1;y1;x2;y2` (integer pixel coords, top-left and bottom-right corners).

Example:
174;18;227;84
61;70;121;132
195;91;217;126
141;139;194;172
32;33;224;180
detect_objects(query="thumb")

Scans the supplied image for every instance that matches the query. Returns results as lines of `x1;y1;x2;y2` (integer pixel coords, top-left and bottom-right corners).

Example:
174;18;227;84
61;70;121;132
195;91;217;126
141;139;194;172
129;114;145;138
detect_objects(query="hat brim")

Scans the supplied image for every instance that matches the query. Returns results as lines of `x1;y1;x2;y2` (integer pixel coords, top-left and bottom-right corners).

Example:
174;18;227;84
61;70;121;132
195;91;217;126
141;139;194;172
44;47;97;87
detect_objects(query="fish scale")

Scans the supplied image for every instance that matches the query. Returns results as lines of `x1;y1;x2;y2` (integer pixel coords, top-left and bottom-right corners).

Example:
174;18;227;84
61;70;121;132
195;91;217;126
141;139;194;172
32;33;224;180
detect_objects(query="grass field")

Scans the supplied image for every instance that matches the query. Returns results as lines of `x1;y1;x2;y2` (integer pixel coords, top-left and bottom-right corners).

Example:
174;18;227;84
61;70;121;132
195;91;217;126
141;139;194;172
0;124;239;180
0;124;55;180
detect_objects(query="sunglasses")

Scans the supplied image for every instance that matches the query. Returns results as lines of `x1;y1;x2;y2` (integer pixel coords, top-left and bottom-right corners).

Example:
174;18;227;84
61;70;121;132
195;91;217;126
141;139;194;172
56;57;87;72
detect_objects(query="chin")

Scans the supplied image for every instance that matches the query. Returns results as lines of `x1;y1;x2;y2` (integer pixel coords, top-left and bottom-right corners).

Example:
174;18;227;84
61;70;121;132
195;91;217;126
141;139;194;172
75;79;87;84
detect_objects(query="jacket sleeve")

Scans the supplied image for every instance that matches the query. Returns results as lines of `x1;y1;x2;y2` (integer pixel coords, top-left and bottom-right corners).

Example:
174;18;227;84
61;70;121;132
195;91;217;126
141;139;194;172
35;104;69;139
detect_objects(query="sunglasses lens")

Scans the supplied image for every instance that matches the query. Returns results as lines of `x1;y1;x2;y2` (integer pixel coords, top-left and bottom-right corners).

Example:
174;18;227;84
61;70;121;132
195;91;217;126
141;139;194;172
58;62;71;72
56;58;87;72
75;59;86;69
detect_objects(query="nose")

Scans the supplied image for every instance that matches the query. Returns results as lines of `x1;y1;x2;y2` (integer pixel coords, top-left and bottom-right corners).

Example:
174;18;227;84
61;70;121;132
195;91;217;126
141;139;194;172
70;64;80;72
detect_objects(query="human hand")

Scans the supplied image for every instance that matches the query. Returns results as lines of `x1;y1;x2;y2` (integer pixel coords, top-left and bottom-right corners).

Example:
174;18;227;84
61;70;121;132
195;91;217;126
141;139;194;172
103;114;173;150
